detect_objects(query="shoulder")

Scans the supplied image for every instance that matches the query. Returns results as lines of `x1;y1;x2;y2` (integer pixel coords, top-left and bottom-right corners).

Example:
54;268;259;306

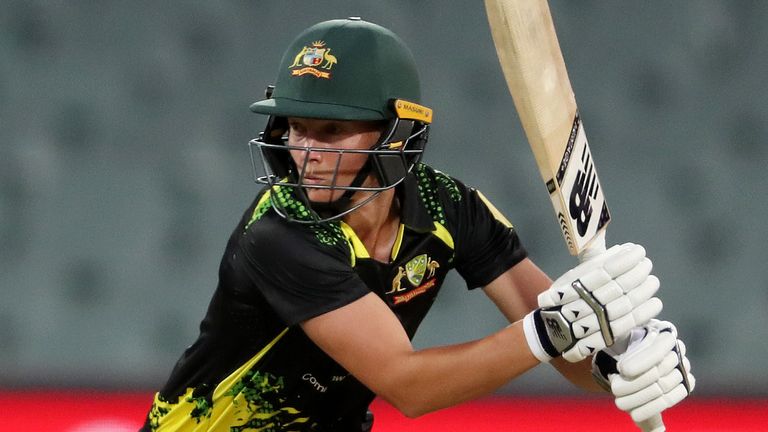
406;164;527;288
244;212;352;265
234;205;368;326
237;188;353;267
413;163;511;222
410;163;468;225
413;163;464;200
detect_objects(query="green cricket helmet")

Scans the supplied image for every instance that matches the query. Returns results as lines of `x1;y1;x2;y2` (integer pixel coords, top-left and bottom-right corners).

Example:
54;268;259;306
248;17;433;223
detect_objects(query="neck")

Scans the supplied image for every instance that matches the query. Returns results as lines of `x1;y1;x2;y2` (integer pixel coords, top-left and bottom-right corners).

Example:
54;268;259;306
343;188;400;262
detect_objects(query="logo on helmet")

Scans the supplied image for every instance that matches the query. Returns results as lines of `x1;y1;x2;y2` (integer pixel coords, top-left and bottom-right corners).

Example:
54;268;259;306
289;40;338;79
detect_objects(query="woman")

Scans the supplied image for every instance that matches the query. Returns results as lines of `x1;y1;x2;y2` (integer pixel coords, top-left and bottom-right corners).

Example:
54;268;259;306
142;17;692;432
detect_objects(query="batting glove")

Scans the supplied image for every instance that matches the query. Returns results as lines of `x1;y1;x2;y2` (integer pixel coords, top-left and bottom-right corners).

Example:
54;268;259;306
523;243;663;362
592;319;695;424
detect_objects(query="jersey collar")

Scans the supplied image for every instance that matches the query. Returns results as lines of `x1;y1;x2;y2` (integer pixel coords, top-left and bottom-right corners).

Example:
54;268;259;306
398;172;435;233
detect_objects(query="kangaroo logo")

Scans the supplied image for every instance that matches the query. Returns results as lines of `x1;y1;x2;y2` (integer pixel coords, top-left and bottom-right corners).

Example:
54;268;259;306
386;266;408;294
289;40;337;79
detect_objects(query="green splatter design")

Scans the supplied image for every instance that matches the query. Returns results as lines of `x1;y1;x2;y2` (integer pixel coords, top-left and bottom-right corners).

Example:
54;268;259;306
433;169;462;202
147;404;170;430
225;370;310;432
228;370;285;407
414;164;461;225
245;185;312;232
245;185;346;247
273;186;313;221
245;193;275;231
187;392;213;423
310;222;345;247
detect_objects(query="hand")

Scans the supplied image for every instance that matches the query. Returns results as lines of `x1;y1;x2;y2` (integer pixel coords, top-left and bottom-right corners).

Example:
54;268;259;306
523;243;662;362
593;319;696;424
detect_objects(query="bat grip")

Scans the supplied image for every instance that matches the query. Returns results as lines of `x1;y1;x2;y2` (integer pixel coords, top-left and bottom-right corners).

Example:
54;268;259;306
636;415;665;432
577;229;607;260
578;232;666;432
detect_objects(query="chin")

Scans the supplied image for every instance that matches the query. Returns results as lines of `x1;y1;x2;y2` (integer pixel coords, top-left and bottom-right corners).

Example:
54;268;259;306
305;189;341;203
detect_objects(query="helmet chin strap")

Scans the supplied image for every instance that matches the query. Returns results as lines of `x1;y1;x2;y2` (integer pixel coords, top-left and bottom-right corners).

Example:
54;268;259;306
307;159;375;218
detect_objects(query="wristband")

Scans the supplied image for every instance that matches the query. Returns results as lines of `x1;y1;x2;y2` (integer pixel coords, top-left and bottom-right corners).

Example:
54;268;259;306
523;310;559;362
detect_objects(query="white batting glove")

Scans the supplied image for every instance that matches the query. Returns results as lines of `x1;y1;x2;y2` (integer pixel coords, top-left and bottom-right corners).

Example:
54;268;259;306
523;243;663;362
592;319;696;423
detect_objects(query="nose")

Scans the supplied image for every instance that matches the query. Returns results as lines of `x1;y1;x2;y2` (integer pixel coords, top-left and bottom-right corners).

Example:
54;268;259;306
291;137;323;169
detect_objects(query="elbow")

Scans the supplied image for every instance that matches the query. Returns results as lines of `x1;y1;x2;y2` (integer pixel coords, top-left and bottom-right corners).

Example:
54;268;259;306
400;402;429;419
391;400;428;419
370;359;450;418
381;390;434;419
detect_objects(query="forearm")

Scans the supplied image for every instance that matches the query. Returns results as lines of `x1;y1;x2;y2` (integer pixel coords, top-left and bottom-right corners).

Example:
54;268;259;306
301;293;540;419
381;320;539;417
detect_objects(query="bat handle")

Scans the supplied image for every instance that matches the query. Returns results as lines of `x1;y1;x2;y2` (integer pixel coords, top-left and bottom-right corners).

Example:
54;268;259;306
636;414;665;432
577;229;607;260
578;231;666;432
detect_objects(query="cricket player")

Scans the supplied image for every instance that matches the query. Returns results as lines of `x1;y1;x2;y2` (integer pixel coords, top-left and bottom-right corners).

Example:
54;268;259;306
141;18;693;432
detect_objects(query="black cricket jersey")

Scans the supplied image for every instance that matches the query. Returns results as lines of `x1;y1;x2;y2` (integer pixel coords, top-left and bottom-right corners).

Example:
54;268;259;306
142;164;526;431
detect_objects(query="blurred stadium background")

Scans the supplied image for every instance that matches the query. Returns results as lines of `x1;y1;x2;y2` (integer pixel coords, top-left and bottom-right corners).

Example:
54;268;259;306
1;0;766;430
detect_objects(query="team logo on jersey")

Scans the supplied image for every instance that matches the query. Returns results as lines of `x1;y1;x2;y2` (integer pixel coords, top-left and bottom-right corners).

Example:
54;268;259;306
289;40;338;79
386;255;441;304
405;254;428;286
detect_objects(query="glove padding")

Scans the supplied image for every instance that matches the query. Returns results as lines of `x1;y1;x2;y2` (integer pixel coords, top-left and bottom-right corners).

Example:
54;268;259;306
523;243;662;362
593;319;696;423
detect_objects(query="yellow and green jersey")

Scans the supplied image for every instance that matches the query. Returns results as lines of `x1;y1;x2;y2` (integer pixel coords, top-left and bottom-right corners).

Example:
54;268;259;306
142;164;526;432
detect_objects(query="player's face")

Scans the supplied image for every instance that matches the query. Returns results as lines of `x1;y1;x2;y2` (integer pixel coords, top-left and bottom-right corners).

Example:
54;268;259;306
287;117;384;203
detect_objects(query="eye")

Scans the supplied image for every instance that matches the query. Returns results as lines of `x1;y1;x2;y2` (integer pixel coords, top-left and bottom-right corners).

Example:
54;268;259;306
323;123;343;136
288;121;306;137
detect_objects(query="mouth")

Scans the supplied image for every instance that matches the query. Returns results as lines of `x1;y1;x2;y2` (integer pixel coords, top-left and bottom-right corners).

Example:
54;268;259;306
301;175;326;185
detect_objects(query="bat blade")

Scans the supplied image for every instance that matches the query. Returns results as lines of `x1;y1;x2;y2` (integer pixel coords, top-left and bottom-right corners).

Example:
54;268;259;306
484;1;664;430
484;0;609;256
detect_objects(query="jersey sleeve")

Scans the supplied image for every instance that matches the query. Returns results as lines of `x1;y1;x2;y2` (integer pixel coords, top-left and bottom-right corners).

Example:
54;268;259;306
447;180;528;289
238;215;370;326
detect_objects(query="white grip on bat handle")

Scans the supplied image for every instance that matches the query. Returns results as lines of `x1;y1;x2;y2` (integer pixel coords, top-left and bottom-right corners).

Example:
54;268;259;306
577;230;607;262
636;415;665;432
578;232;665;432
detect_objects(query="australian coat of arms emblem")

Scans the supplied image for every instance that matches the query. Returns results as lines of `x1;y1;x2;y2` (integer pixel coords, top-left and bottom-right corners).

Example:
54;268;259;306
289;40;337;79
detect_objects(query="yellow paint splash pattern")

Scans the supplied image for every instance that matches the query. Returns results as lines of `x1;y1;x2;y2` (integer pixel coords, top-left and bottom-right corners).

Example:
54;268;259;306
146;328;313;431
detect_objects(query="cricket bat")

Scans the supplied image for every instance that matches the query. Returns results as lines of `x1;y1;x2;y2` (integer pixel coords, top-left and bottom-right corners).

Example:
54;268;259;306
484;0;664;431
